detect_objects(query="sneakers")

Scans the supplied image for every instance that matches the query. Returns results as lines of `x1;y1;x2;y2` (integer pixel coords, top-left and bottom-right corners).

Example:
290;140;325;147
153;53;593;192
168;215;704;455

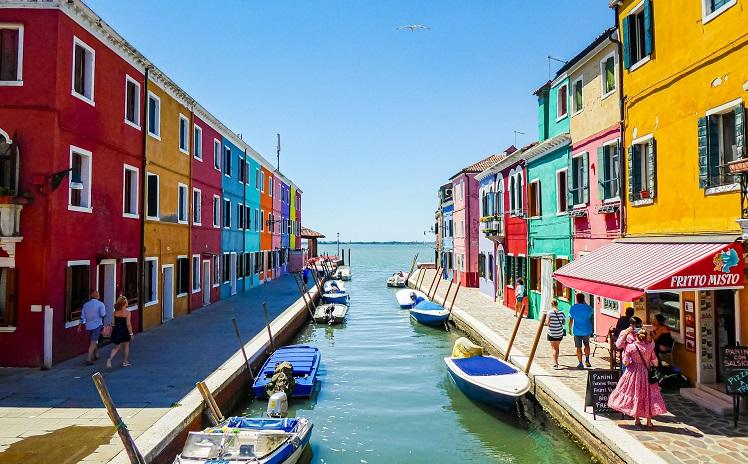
585;360;592;368
577;362;584;369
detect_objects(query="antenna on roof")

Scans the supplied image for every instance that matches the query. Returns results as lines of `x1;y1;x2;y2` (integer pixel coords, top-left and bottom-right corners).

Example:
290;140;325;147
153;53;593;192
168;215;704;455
276;133;281;171
513;130;525;147
547;56;569;80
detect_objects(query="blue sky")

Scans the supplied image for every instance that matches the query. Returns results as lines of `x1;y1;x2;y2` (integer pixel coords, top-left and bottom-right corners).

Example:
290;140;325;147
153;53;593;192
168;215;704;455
87;0;613;242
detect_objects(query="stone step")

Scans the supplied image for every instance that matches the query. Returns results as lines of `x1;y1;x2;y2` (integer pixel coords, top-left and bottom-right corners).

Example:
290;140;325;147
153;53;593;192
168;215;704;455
680;387;733;416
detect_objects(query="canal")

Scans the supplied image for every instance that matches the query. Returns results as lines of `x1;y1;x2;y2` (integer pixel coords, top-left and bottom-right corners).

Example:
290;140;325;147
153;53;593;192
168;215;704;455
241;243;591;463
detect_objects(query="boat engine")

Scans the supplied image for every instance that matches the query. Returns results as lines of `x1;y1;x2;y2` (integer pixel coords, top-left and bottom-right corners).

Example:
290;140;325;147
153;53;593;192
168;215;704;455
266;391;289;418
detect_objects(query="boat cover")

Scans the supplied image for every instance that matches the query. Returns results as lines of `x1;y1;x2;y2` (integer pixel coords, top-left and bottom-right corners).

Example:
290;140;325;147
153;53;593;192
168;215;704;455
452;337;484;358
225;417;299;432
452;356;517;377
414;301;445;311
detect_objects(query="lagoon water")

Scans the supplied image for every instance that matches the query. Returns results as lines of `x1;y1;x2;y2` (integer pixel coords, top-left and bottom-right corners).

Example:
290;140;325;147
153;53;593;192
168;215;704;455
241;243;590;463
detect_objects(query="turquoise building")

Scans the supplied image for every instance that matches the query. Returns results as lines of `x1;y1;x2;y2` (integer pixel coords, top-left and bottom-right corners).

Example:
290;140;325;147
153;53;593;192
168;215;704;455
244;151;262;289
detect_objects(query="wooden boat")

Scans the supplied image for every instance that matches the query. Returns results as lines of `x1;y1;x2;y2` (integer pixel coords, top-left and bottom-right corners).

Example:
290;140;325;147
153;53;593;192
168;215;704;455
174;417;313;464
395;289;427;308
322;291;349;304
387;272;408;287
252;345;321;399
323;280;346;293
444;355;530;409
313;303;348;324
409;300;450;326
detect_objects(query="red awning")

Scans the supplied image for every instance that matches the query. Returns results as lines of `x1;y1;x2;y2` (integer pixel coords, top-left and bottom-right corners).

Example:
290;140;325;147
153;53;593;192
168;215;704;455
553;241;744;302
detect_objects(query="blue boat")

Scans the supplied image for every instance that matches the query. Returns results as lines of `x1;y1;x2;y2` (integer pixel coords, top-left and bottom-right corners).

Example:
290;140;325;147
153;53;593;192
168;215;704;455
174;417;313;464
322;291;349;304
252;345;321;399
409;300;450;326
444;355;530;409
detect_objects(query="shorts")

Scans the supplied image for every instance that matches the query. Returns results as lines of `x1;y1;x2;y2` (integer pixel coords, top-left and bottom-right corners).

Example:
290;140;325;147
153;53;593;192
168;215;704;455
547;335;563;342
574;335;590;348
87;326;102;343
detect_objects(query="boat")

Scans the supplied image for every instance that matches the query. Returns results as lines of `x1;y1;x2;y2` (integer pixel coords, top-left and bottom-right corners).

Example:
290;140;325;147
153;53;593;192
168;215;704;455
409;300;450;326
323;280;346;293
337;266;351;281
313;303;348;324
252;345;321;399
395;289;428;308
444;338;530;409
174;417;313;464
387;272;408;288
322;291;349;304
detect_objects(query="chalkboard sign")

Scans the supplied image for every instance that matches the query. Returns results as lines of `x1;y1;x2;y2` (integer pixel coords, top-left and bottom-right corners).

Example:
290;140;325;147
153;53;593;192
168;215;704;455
723;346;748;395
584;369;621;420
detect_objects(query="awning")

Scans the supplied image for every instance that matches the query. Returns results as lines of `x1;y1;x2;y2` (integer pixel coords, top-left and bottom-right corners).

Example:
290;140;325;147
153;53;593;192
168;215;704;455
553;241;744;302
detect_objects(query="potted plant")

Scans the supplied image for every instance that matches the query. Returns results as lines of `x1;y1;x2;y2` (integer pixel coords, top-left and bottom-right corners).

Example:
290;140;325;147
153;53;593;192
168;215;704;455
640;190;650;199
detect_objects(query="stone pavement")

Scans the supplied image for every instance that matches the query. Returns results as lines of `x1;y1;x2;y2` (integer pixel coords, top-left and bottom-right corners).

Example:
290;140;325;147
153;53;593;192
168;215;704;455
0;275;302;464
415;269;748;464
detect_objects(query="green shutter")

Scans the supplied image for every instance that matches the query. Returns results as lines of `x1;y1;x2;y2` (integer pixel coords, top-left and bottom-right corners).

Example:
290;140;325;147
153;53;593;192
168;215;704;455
627;146;635;201
568;157;574;209
622;16;631;70
643;0;653;56
708;116;721;183
698;116;710;188
647;138;657;198
582;152;590;204
736;103;745;160
597;146;606;200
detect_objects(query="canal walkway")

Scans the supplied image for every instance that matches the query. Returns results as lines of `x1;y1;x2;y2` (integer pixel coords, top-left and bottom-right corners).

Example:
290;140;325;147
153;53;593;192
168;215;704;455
413;268;748;464
0;275;306;464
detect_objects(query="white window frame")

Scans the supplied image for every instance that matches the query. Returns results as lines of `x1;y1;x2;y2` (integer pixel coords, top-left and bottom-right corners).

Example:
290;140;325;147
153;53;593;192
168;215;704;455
556;83;568;121
261;209;265;232
146;172;160;220
191;254;201;293
212;255;220;288
261;171;265;193
193;188;202;225
556;168;568;215
176;255;189;297
121;257;139;311
627;1;651;72
224;146;232;178
237;202;244;229
224;198;231;229
71;36;95;106
63;259;91;328
269;176;274;197
178;114;189;154
599;52;617;100
68;145;92;213
602;138;622;203
571;76;583;116
122;163;139;219
177;183;188;224
528;179;541;218
213;195;221;228
124;74;141;129
704;98;743;194
630;133;654;206
702;0;737;25
193;124;203;160
213;138;221;170
0;24;23;86
255;169;260;190
571;152;587;208
147;91;161;140
144;257;158;307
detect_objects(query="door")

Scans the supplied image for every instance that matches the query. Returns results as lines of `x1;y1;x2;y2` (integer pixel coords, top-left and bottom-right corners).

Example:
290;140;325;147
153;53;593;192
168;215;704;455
202;260;210;306
249;254;254;287
97;260;116;326
162;265;174;322
715;289;737;383
230;253;237;295
496;250;505;302
540;257;553;316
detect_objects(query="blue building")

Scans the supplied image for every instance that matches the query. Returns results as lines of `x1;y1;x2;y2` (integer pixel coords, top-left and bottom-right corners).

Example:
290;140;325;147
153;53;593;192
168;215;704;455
440;184;454;281
221;137;247;299
244;150;262;289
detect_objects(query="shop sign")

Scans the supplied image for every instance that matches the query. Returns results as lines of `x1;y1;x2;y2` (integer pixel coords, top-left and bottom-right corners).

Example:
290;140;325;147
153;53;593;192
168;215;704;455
653;243;744;291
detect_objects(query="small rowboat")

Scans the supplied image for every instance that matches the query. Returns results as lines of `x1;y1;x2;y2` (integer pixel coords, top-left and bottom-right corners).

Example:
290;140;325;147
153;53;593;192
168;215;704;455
387;272;408;287
252;345;321;399
409;300;450;326
444;355;530;409
323;280;346;293
174;417;313;464
322;291;349;304
395;289;427;308
313;303;348;324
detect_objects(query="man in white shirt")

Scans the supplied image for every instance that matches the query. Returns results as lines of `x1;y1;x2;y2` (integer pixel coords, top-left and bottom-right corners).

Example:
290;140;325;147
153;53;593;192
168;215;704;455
77;290;106;365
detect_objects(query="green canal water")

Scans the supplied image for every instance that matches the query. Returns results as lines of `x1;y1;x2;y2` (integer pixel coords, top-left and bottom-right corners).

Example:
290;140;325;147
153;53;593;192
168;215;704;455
241;243;591;464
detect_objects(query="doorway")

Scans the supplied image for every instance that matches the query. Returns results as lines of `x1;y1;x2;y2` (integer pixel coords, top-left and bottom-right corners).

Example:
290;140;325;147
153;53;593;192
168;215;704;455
540;257;554;315
162;265;174;322
715;289;737;383
496;250;505;302
202;260;210;306
230;253;238;295
97;260;116;326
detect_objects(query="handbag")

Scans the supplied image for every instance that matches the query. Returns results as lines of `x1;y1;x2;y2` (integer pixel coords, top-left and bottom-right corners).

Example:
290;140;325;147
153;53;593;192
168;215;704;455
635;345;660;385
101;324;113;338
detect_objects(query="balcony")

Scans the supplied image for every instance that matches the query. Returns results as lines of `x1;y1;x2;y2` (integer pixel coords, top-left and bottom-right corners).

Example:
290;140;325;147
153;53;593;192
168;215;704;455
0;138;23;267
480;215;505;242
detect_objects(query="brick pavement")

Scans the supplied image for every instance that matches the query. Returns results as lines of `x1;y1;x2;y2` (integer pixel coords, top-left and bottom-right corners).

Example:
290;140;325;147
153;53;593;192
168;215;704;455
415;268;748;464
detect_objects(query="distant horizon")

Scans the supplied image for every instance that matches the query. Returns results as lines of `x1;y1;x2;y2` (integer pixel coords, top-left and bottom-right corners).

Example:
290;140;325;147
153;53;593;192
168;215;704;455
318;240;436;245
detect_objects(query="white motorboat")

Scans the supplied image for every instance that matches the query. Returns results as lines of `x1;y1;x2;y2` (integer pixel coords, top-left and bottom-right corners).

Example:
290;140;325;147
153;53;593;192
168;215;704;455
395;289;428;308
313;303;348;324
387;272;409;287
323;280;346;293
334;266;351;281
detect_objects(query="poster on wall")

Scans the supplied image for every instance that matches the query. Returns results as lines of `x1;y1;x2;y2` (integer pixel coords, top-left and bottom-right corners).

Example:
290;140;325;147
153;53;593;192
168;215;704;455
699;291;714;370
684;300;696;353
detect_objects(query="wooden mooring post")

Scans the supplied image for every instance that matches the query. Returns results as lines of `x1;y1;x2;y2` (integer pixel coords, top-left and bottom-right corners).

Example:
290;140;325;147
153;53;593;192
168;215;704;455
416;266;427;289
426;267;441;298
429;268;443;300
441;279;454;307
504;309;524;361
407;253;419;287
196;381;225;426
262;302;276;352
231;318;255;383
524;312;548;374
293;273;316;319
92;372;146;464
448;281;461;311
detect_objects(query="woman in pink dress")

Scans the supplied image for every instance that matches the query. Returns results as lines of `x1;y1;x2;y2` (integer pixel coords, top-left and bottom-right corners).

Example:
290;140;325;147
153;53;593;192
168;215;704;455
607;330;667;428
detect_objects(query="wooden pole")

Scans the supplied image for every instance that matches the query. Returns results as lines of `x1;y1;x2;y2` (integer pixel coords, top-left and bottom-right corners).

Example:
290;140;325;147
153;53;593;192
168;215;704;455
426;267;441;299
417;266;427;289
293;274;316;318
311;265;323;295
196;381;225;425
407;253;419;287
262;302;276;352
92;372;146;464
448;281;461;311
524;312;548;374
348;248;351;267
231;318;255;383
441;279;454;307
504;309;524;361
429;269;443;300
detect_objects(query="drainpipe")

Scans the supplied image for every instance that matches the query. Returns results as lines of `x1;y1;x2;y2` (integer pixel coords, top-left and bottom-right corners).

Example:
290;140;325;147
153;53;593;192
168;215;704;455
611;7;626;238
243;147;247;292
137;66;150;333
187;105;194;313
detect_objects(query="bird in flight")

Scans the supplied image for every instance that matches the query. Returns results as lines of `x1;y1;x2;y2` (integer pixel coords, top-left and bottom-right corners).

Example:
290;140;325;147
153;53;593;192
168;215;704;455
398;24;430;32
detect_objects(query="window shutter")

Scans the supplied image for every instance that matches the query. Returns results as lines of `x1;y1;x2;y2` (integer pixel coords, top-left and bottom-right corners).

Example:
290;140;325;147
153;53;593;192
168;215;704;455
736;103;745;160
597;146;606;200
708;116;721;183
646;138;657;198
65;266;73;321
627;146;635;202
567;157;574;209
582;152;590;204
621;16;631;70
643;0;654;57
697;116;710;188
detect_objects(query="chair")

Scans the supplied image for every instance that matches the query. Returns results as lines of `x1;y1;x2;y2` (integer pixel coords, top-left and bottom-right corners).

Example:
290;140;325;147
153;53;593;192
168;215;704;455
590;331;611;358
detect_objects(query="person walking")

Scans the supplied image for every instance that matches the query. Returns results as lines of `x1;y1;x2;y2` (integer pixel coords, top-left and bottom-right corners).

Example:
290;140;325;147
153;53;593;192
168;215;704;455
607;329;668;428
106;296;134;368
514;278;526;318
546;300;565;369
613;307;635;340
302;265;311;286
77;290;106;365
568;293;594;368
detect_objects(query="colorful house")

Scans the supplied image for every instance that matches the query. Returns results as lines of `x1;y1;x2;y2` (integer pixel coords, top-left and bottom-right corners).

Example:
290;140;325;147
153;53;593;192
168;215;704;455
259;165;273;281
219;137;246;299
244;151;262;289
438;184;454;280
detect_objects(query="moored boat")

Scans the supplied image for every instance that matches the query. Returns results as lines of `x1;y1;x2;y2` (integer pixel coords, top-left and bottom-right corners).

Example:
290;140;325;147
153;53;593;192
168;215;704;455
313;303;348;324
322;291;349;304
395;289;427;308
409;300;450;326
323;280;346;293
337;266;351;281
387;272;408;287
252;345;321;399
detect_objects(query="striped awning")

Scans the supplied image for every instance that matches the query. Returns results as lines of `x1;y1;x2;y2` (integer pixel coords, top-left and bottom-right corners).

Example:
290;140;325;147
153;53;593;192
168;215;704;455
553;241;744;302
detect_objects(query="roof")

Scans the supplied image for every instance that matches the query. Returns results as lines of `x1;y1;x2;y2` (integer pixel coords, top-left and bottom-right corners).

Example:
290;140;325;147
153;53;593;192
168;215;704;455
555;27;617;77
520;133;570;163
300;227;325;239
475;142;538;180
449;146;517;180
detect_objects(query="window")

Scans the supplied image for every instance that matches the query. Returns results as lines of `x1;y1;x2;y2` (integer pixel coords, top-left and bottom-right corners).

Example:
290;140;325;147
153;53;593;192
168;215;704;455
269;176;274;197
557;169;568;213
0;268;17;327
647;292;681;335
213;139;221;170
238;158;245;183
146;173;159;219
601;54;616;97
69;146;92;212
699;102;744;189
193;188;202;225
123;164;139;218
261;171;265;193
65;261;90;323
478;253;485;278
255;169;261;190
213;195;220;228
147;92;161;138
222;253;230;283
261;210;265;232
193;125;202;160
529;257;541;292
122;260;138;307
488;254;494;282
192;255;200;293
124;75;140;127
244;253;251;277
599;141;621;200
223;147;232;177
144;258;158;305
570;153;588;206
627;137;657;202
212;255;220;287
237;203;244;229
572;78;583;114
245;205;251;230
623;0;653;70
554;258;570;300
255;209;259;231
0;25;22;84
178;114;189;154
237;252;244;280
176;257;189;296
556;83;568;120
703;0;736;23
223;198;231;228
528;180;541;217
177;183;188;224
72;37;95;104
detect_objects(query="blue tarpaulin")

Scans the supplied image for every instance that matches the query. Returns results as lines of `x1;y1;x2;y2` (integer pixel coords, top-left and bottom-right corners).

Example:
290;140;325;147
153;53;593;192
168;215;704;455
225;417;299;432
414;301;445;311
452;357;517;376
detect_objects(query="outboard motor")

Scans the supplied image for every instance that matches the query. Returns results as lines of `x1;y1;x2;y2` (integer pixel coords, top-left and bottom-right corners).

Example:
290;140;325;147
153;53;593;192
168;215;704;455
266;391;288;418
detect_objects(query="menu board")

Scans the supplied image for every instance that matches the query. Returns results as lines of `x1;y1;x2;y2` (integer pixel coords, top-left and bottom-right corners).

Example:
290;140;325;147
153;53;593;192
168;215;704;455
699;291;714;371
723;346;748;395
684;300;696;353
584;370;621;419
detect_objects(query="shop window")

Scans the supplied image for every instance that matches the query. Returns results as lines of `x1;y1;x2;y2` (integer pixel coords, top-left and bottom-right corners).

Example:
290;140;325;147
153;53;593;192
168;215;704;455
147;92;160;138
0;268;17;327
192;256;200;292
69;147;92;212
65;262;90;322
72;37;95;104
554;258;570;300
529;258;541;292
647;292;681;334
193;125;202;160
601;54;616;97
0;25;22;84
699;102;744;189
622;0;653;70
557;169;568;213
627;137;657;201
599;141;621;200
177;183;188;224
572;78;583;114
570;153;588;206
528;180;541;217
213;139;221;170
212;255;220;287
122;260;138;307
176;257;189;296
556;83;568;120
124;75;140;127
146;173;159;219
144;258;158;305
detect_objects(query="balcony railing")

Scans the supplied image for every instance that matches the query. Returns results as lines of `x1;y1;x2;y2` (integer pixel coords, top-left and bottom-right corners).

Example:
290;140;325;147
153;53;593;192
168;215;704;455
481;216;505;242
